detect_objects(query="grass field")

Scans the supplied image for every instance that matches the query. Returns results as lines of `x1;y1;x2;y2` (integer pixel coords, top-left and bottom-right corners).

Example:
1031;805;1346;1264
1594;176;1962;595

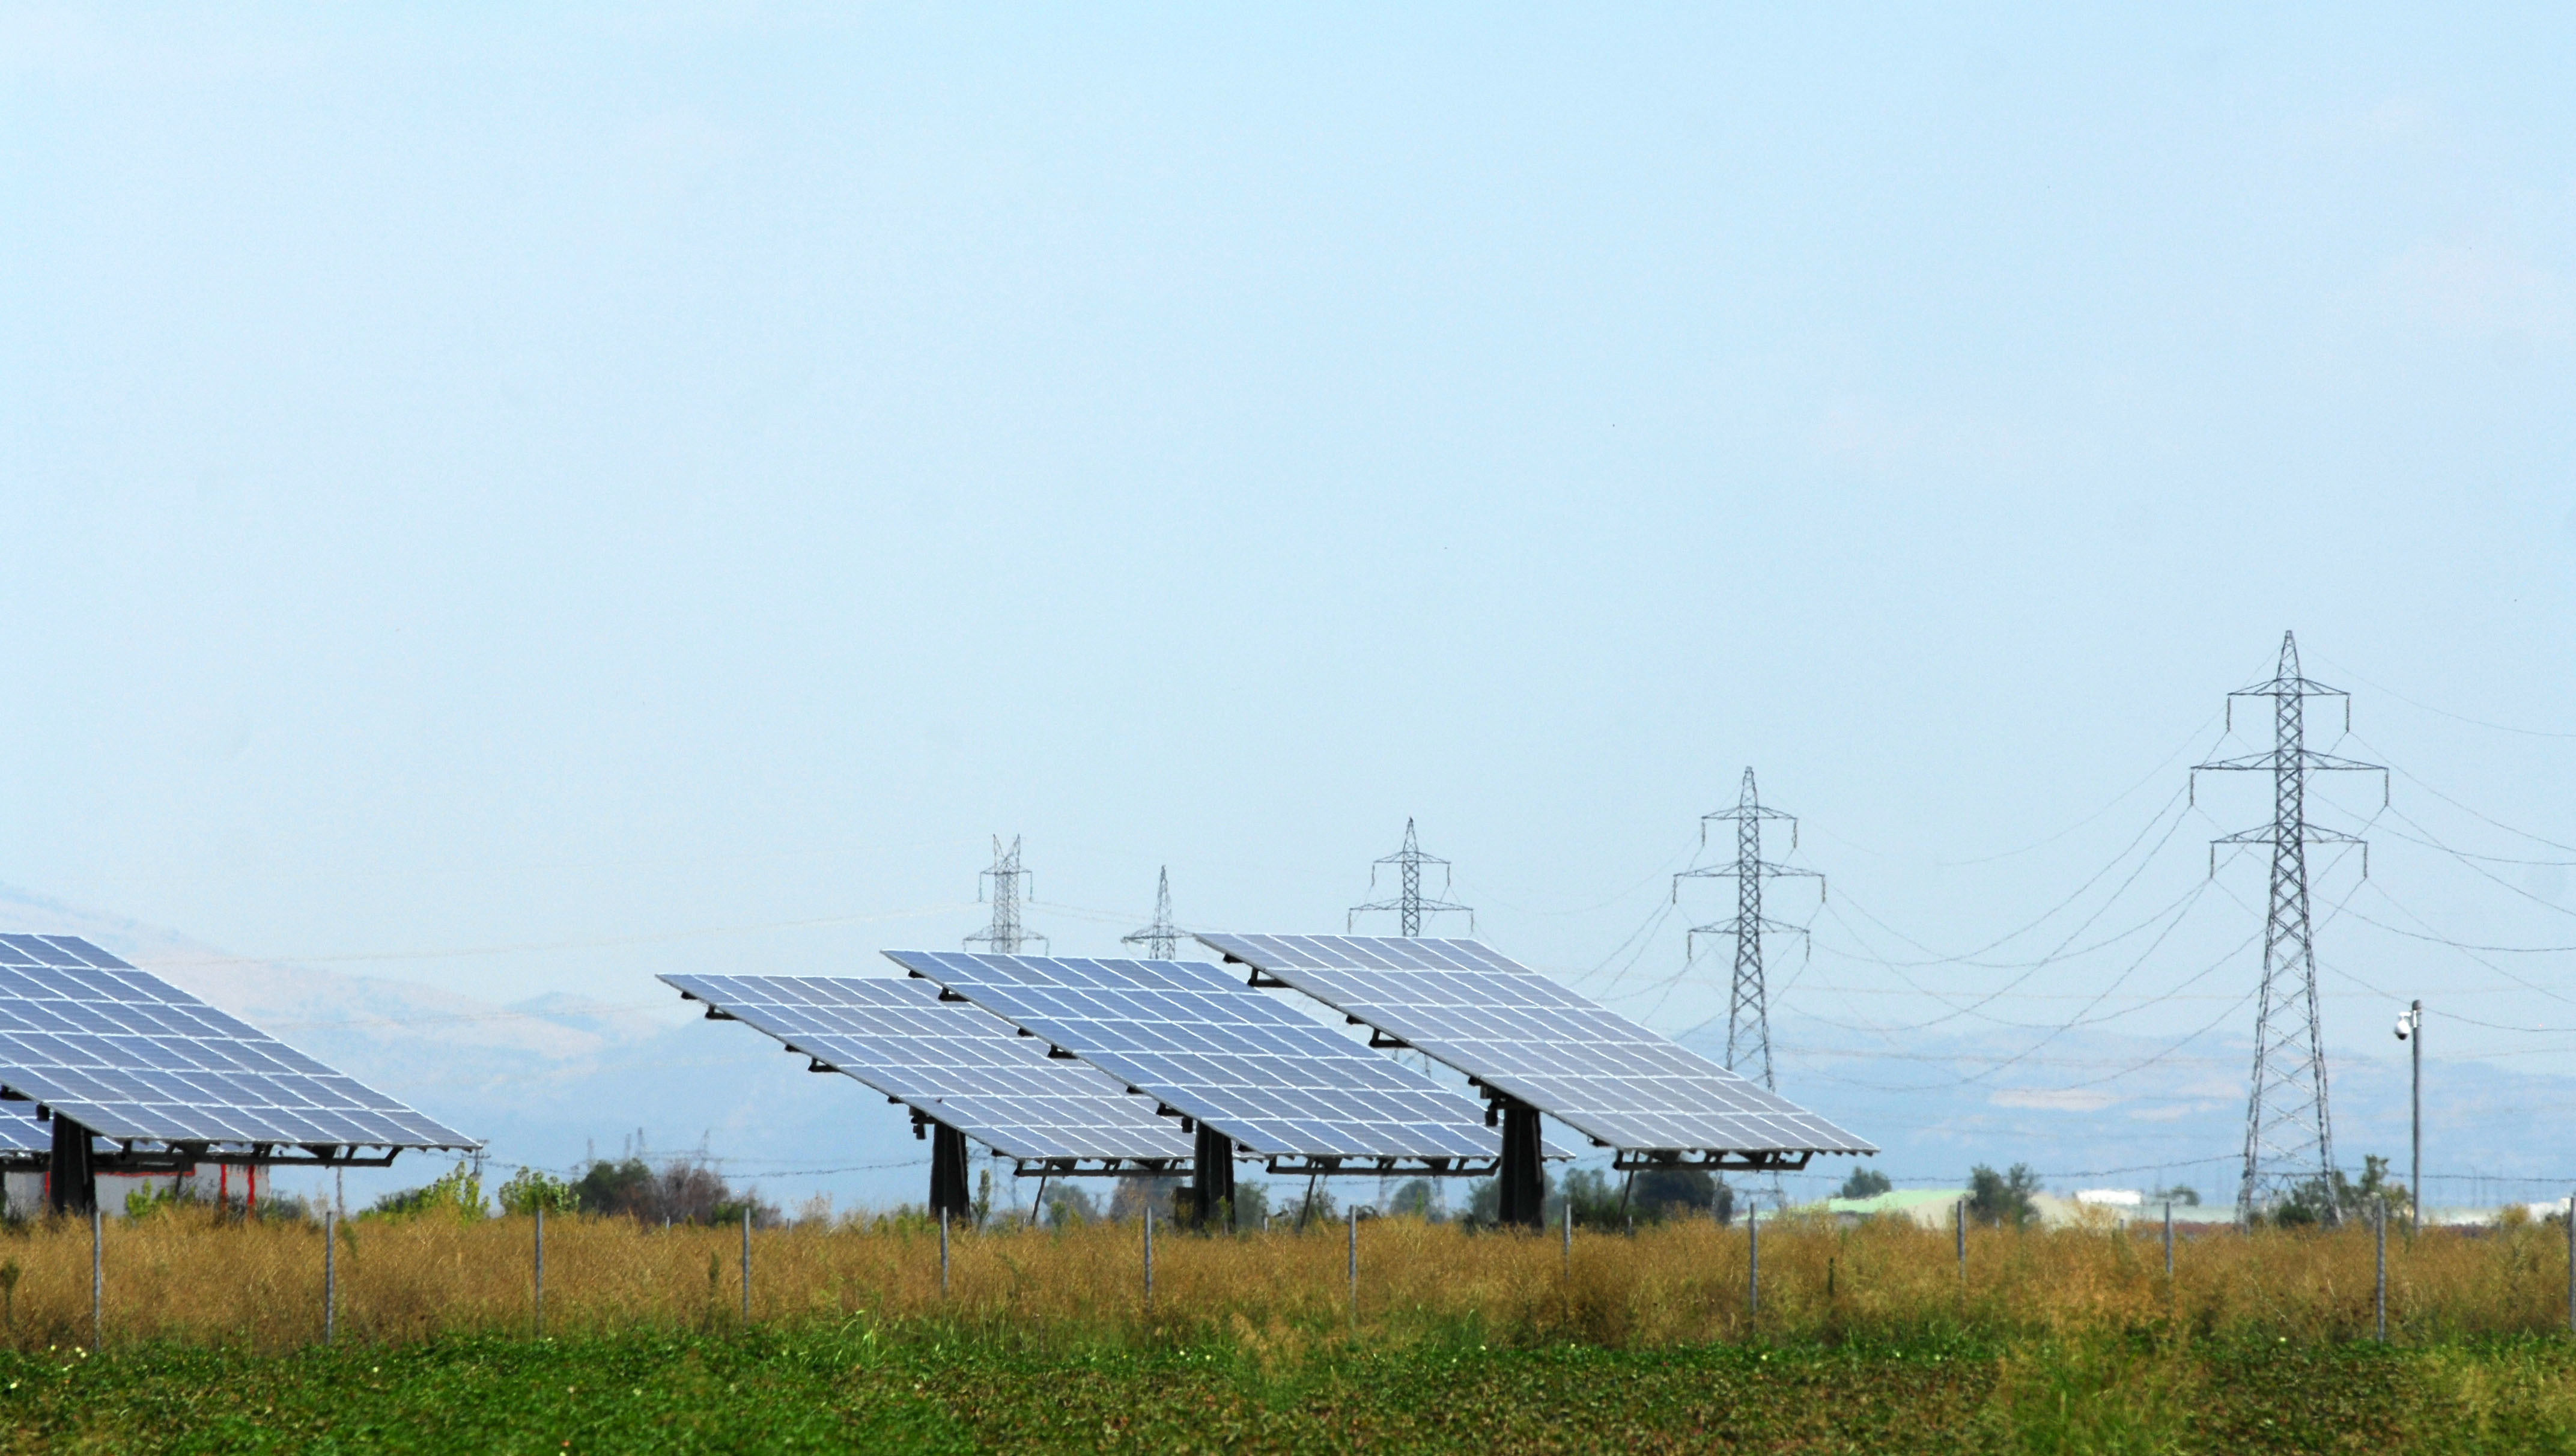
5;1206;2570;1349
7;1328;2576;1453
2;1210;2575;1450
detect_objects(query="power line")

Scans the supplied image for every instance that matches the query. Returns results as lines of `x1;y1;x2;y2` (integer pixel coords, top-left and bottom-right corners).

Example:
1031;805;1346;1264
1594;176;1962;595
2316;656;2576;741
2352;740;2576;856
2348;877;2576;1008
2376;803;2576;922
2363;820;2576;869
1914;711;2225;868
1821;800;2200;1035
1819;785;2196;969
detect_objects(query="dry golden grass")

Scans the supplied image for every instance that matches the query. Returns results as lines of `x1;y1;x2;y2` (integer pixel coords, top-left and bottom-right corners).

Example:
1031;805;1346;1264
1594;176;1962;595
0;1208;2563;1354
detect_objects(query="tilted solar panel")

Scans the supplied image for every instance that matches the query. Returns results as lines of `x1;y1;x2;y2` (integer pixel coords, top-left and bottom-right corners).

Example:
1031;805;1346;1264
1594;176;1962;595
883;952;1507;1165
660;973;1192;1165
0;934;476;1151
0;1105;51;1159
1194;933;1875;1159
0;1106;117;1165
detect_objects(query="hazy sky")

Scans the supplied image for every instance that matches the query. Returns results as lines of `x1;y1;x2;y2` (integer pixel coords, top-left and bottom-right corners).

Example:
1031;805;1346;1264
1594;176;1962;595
6;6;2576;1198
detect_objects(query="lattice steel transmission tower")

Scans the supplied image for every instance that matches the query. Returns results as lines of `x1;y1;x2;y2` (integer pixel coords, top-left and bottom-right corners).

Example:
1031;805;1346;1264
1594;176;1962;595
964;835;1048;954
1122;866;1183;960
1672;769;1822;1091
2193;632;2386;1225
1349;819;1474;936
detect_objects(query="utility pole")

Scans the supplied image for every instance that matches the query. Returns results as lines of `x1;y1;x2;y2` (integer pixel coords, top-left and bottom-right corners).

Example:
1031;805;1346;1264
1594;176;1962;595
1672;769;1822;1091
1122;867;1183;960
2193;632;2386;1226
1349;819;1472;937
964;835;1047;955
2396;1001;2423;1236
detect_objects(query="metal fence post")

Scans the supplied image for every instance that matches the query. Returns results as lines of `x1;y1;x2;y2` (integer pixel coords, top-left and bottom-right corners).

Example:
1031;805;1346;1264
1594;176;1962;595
940;1207;950;1297
2163;1200;2174;1280
1143;1205;1155;1310
2374;1201;2387;1342
533;1204;545;1338
324;1209;338;1345
1748;1205;1760;1317
1561;1195;1571;1266
90;1205;102;1353
740;1205;752;1323
1955;1199;1966;1282
1347;1205;1358;1329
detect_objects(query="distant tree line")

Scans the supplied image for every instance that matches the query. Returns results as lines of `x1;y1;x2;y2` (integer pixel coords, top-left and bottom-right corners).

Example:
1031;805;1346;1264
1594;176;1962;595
357;1156;783;1226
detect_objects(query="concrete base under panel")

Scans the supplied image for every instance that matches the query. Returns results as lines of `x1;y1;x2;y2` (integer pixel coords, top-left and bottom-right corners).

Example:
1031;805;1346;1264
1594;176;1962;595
2;1163;272;1221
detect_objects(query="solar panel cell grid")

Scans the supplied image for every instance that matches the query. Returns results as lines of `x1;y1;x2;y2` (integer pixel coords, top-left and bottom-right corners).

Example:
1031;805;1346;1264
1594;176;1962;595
0;934;475;1151
661;972;1193;1165
1194;933;1874;1157
882;951;1507;1163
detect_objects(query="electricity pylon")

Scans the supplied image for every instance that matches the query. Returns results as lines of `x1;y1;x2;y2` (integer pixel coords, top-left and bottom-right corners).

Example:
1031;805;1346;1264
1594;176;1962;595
1122;867;1183;960
1672;769;1821;1091
2193;632;2386;1225
1349;819;1474;936
964;835;1047;954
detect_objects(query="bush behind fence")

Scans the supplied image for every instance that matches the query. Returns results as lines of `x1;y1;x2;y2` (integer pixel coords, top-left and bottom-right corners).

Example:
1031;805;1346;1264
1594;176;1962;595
0;1210;2565;1354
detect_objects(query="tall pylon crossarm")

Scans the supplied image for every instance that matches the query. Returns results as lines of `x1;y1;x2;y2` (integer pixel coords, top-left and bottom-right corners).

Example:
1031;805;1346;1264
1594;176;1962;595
2191;632;2385;1226
1348;818;1474;937
965;835;1049;955
1122;867;1184;961
1671;769;1824;1091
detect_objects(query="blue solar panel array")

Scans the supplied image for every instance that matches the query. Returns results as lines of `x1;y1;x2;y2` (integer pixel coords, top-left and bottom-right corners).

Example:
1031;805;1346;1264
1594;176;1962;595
661;973;1193;1164
884;952;1504;1163
0;934;476;1151
1195;933;1874;1157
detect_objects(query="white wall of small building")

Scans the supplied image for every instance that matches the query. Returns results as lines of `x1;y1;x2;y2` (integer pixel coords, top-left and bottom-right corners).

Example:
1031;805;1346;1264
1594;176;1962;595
2;1163;272;1220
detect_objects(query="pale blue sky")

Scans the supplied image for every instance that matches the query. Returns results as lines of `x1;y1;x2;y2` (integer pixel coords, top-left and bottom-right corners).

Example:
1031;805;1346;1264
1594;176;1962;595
5;5;2575;1204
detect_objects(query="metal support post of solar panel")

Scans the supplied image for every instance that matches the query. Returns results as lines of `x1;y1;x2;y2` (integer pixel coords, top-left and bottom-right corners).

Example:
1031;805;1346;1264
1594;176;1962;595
0;933;480;1216
1196;933;1876;1228
883;952;1558;1231
660;973;1195;1218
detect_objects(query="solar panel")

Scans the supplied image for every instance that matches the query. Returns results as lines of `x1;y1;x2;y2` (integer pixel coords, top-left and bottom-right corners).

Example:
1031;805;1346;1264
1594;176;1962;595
1194;933;1875;1159
0;1105;51;1159
660;973;1193;1166
884;952;1511;1168
0;934;476;1152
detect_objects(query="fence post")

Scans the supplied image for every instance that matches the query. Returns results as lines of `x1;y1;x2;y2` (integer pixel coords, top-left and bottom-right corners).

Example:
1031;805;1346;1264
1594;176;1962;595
90;1206;102;1353
1955;1199;1966;1282
1143;1205;1155;1311
1748;1205;1760;1317
2566;1194;2574;1335
1347;1206;1358;1329
940;1207;950;1297
1561;1195;1572;1266
324;1209;338;1345
740;1205;752;1323
533;1204;545;1338
2163;1200;2174;1280
2374;1201;2387;1342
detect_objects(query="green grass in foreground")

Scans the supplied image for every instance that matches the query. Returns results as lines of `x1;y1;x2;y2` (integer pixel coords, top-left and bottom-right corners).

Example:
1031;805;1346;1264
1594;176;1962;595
4;1328;2576;1454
